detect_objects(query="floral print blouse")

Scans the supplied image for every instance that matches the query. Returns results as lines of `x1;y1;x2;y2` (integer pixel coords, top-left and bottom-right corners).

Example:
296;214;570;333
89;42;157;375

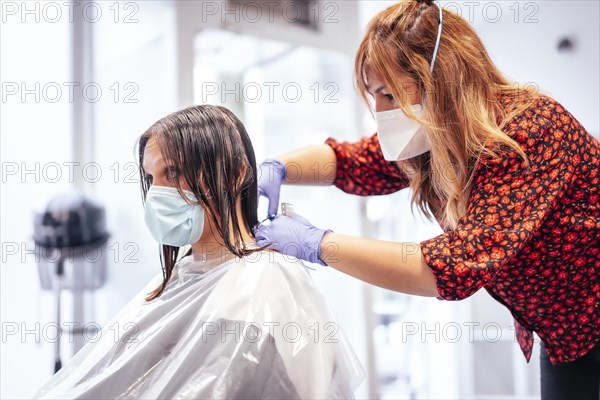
325;93;599;365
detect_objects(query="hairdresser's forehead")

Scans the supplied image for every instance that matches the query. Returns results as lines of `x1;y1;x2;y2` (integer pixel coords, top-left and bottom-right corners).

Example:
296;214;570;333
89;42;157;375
142;136;165;174
365;67;386;95
365;67;417;95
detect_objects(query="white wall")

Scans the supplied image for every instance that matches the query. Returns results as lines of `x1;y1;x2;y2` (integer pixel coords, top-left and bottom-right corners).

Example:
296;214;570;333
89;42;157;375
1;11;73;399
469;0;599;137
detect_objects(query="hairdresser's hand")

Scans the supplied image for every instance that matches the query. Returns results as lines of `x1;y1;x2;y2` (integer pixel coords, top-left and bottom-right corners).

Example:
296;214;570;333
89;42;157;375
253;214;332;266
257;159;287;219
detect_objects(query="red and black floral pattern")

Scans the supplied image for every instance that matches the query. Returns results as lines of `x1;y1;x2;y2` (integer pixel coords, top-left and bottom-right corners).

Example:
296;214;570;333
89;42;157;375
325;93;599;365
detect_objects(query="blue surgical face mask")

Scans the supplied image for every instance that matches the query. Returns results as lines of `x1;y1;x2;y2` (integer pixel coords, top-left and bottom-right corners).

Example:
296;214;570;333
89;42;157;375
144;186;204;247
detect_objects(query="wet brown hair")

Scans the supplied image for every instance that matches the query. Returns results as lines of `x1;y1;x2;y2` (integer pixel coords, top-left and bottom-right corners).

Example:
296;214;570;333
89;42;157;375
138;105;262;301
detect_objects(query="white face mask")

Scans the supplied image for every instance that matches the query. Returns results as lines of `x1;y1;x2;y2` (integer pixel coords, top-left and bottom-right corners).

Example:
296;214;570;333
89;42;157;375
374;1;442;161
144;186;204;247
375;104;432;161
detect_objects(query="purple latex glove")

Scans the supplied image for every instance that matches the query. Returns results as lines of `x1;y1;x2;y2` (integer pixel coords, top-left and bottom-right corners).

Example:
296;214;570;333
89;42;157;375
253;214;332;266
257;159;287;219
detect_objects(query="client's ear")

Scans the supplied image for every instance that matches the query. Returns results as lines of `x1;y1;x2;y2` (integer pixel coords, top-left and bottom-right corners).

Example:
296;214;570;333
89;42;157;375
235;163;248;192
195;172;214;203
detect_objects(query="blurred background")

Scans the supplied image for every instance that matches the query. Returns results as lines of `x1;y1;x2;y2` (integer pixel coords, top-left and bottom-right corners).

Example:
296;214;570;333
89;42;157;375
1;1;598;398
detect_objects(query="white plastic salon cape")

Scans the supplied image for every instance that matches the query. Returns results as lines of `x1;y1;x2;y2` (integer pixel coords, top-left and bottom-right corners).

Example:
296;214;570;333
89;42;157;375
33;250;364;399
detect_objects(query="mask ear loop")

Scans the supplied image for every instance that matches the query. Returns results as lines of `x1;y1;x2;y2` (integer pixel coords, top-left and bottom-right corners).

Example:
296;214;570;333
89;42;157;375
422;2;443;107
430;2;443;74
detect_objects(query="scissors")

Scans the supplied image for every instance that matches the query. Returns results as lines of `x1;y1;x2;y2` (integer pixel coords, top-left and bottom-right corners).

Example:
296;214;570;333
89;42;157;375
261;202;295;223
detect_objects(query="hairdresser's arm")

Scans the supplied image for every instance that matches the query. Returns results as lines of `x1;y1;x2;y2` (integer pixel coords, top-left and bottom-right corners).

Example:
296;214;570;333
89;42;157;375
276;145;337;186
320;232;439;297
277;135;409;195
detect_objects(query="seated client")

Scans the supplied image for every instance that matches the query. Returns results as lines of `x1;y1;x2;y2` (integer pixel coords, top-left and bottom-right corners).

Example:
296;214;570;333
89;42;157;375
33;105;363;400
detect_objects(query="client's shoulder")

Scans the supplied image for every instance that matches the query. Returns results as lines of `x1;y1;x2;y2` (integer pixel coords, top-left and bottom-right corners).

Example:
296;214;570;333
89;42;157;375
238;249;313;280
199;249;322;322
